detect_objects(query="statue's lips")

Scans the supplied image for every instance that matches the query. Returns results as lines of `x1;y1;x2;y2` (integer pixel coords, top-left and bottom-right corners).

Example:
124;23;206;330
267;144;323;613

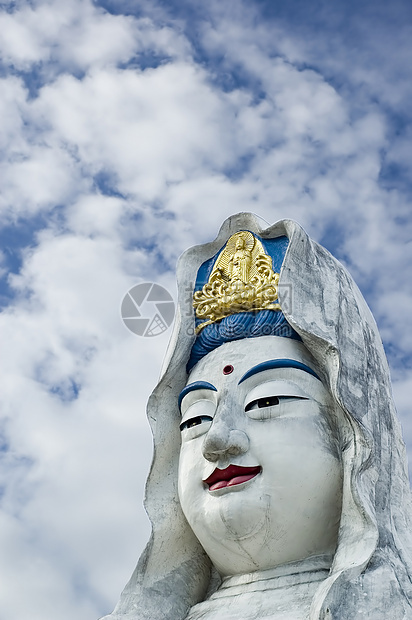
203;465;262;491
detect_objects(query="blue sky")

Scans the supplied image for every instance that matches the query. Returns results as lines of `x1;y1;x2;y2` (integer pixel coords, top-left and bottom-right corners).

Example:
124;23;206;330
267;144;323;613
0;0;412;618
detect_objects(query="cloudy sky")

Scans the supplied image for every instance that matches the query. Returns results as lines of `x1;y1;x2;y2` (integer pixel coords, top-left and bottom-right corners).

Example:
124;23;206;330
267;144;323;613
1;0;412;618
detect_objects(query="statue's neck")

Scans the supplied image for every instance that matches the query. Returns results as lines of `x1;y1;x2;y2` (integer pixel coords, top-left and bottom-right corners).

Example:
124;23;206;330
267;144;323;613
219;553;333;593
185;555;333;620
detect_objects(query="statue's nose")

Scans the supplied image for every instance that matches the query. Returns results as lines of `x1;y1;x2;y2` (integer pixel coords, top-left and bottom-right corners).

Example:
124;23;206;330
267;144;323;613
202;415;249;462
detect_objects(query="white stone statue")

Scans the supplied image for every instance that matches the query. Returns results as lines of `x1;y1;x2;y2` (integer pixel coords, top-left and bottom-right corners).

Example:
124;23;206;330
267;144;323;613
101;214;412;620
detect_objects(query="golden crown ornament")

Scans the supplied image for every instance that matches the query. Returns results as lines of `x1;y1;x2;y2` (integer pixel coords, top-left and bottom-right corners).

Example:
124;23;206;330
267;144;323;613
193;231;281;334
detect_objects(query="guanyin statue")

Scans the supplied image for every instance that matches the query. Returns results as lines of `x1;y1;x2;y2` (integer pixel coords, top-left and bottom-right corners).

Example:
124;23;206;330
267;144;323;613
101;213;412;620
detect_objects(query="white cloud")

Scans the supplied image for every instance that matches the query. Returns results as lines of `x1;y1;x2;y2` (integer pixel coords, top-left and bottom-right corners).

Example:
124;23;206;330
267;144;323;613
0;76;28;154
1;144;85;219
0;0;137;70
0;226;165;617
0;0;192;80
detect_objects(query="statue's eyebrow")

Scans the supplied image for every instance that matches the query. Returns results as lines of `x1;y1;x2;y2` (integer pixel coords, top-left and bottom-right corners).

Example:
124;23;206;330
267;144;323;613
238;359;321;385
178;381;217;410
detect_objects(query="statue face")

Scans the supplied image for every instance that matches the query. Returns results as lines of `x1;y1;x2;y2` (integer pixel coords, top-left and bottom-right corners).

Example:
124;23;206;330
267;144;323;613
178;336;343;576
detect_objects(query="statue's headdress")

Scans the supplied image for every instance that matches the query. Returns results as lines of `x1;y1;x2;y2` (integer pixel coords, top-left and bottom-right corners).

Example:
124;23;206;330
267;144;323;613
187;230;300;371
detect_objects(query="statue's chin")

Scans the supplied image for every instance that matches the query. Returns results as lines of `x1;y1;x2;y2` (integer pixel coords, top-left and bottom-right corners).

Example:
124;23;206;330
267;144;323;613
190;491;276;575
189;487;339;577
217;489;270;541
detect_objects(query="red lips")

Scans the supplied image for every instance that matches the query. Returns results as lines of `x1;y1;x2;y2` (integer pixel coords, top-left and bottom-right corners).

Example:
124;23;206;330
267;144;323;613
203;465;261;491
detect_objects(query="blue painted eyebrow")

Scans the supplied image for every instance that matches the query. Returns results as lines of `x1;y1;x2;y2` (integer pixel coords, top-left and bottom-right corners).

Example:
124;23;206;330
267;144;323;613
178;381;217;410
238;359;321;384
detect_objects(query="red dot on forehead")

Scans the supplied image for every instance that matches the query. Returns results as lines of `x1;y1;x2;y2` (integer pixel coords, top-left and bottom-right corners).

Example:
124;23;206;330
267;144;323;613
223;364;234;375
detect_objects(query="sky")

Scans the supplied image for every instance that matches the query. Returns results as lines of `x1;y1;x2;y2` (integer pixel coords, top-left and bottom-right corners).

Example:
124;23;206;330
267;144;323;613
0;0;412;618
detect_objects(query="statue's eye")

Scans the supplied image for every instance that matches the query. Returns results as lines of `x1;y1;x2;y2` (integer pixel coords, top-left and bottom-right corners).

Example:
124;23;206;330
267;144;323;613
245;396;280;411
245;395;308;412
180;415;213;432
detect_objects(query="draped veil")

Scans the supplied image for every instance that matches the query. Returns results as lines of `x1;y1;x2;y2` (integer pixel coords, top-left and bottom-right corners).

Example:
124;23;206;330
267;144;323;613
102;213;412;620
